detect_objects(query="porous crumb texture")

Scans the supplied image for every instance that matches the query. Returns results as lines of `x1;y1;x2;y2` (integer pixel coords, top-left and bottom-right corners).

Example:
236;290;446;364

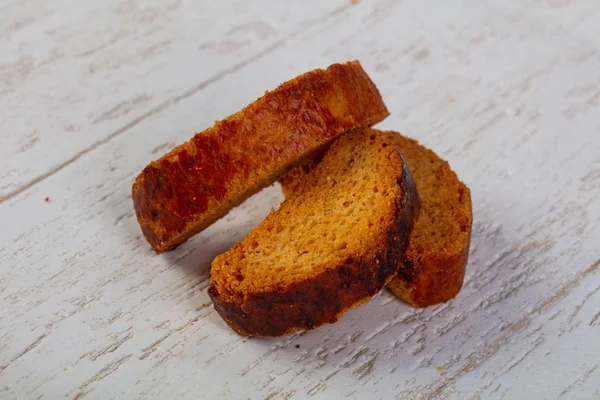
132;60;389;253
281;130;473;308
209;129;420;336
279;147;327;198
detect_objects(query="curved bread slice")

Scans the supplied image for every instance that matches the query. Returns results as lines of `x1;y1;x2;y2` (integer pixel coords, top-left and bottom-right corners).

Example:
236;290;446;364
281;130;473;307
208;130;420;336
133;61;389;253
383;132;472;307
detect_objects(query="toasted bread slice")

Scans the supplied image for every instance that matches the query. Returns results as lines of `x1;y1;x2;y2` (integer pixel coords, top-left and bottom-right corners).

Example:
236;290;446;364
208;130;420;336
133;61;389;253
383;132;472;306
281;130;473;307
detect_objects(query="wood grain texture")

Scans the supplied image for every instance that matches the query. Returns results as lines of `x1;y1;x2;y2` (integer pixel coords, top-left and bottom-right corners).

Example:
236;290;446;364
0;0;352;202
1;0;599;399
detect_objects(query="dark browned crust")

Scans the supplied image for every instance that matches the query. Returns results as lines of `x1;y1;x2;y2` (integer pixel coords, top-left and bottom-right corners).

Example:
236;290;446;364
208;157;420;337
280;129;473;308
132;61;389;253
387;186;472;307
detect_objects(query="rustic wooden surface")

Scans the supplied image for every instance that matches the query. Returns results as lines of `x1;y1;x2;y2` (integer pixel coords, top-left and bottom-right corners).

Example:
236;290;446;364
1;0;599;399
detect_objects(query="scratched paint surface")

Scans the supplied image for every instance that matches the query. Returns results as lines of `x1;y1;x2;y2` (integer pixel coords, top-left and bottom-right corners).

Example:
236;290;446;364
1;0;599;399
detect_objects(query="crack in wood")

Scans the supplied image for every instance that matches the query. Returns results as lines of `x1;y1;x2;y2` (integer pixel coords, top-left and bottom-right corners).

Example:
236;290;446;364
559;362;600;397
78;354;132;391
418;258;600;398
0;333;49;374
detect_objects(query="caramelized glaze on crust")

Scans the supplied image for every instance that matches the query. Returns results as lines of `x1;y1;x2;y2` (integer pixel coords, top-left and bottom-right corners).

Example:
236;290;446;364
208;130;420;337
132;61;389;253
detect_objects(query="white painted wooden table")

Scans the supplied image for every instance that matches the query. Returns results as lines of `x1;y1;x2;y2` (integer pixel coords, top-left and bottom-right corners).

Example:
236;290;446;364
2;1;599;399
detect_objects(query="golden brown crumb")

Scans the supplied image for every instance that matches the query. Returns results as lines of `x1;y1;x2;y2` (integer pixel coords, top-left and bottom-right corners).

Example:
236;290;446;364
209;129;420;336
281;130;473;308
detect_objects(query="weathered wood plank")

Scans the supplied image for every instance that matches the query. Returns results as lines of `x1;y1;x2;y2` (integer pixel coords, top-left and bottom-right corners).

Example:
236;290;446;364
1;0;599;399
0;0;353;202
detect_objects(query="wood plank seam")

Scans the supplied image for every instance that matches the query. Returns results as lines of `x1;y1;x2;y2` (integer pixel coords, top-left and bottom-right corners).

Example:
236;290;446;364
0;3;353;205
